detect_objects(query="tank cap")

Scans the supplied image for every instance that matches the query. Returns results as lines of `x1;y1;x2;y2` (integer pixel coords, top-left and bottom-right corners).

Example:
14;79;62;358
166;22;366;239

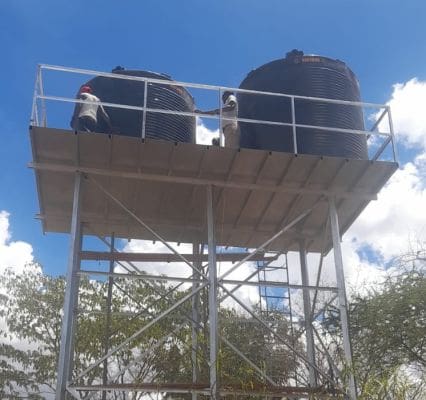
285;49;304;59
112;65;125;72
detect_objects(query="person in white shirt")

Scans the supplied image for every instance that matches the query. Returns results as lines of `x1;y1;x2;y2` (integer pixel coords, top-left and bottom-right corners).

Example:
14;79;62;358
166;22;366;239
70;85;111;133
195;91;240;148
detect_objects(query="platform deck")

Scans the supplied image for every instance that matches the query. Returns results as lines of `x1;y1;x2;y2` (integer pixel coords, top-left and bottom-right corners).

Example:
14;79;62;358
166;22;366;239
30;127;398;253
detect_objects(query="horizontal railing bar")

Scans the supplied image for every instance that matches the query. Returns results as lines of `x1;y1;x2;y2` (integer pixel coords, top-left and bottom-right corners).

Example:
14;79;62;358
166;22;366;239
37;94;392;138
39;63;387;108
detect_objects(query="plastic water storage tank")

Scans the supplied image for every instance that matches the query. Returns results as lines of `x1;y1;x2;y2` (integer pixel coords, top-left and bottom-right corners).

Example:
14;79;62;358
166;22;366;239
76;67;196;143
238;50;367;159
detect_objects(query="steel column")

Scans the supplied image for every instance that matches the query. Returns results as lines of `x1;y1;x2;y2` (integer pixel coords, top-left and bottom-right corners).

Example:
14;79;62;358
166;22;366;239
192;242;201;400
206;185;219;400
329;198;357;399
299;241;317;388
56;172;82;399
102;233;115;400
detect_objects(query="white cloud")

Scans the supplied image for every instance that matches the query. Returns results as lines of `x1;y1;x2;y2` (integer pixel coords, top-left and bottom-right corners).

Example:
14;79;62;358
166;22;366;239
196;118;219;145
380;78;426;150
334;78;426;293
346;159;426;262
0;211;34;274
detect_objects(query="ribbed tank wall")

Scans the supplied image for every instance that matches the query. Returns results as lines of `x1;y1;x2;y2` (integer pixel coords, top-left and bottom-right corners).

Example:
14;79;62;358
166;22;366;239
82;69;195;143
238;51;367;159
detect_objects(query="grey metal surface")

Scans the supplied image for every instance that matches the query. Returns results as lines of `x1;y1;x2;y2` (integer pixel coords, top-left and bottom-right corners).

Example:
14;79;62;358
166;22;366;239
30;126;397;253
329;198;357;399
206;185;219;400
55;173;82;400
299;241;317;387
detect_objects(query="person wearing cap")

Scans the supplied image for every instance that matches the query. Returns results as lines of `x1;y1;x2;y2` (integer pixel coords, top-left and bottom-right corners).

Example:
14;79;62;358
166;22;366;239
195;91;240;148
70;85;111;133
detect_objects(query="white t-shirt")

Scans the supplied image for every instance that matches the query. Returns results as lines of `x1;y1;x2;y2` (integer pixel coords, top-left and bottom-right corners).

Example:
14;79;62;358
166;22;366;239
78;92;101;121
222;94;238;129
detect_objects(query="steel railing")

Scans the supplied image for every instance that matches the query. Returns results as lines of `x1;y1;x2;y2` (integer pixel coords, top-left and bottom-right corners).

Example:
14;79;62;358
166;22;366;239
31;64;398;163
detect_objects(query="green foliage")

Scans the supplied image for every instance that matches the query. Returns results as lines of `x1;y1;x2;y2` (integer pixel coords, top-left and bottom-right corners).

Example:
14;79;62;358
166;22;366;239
322;262;426;399
0;264;301;399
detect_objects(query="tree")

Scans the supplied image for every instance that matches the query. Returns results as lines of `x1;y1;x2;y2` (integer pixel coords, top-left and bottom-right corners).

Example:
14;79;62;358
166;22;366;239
322;255;426;399
0;265;191;399
0;265;301;399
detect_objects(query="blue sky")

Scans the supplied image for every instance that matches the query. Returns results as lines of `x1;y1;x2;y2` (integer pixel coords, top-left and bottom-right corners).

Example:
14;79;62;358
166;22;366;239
1;0;426;278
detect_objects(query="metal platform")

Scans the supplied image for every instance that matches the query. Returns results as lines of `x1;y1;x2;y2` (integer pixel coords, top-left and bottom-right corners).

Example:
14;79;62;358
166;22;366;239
30;126;398;253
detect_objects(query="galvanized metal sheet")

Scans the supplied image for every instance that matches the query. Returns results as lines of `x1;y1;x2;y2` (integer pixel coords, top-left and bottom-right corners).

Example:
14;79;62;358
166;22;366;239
30;127;398;253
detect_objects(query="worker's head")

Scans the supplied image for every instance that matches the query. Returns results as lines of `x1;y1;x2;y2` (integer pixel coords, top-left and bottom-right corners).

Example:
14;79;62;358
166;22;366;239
80;85;93;94
222;91;233;102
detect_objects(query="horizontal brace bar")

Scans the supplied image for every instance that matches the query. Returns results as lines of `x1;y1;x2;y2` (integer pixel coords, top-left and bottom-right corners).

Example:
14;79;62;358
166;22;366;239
29;162;377;201
67;384;339;398
80;251;278;263
222;279;338;292
78;270;205;284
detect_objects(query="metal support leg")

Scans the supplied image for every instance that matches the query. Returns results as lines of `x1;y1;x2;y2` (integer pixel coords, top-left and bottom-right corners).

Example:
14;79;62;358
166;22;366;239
102;233;115;400
329;198;357;399
206;185;219;400
56;172;82;399
192;242;201;400
299;241;316;388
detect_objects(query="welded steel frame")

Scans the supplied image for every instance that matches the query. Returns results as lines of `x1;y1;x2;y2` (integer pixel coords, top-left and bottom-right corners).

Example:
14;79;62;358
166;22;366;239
52;169;359;400
29;64;400;400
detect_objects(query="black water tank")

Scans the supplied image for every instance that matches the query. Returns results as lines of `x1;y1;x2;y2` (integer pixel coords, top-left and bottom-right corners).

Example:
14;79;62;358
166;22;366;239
78;68;195;142
238;50;367;158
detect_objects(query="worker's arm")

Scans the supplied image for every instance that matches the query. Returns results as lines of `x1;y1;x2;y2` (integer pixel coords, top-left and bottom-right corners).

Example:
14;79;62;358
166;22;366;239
98;105;112;130
194;108;220;116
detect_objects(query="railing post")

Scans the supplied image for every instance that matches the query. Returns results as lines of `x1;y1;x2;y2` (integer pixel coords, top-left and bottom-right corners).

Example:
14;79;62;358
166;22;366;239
387;106;398;163
219;88;223;147
31;66;41;126
291;96;298;154
38;66;47;127
142;80;148;139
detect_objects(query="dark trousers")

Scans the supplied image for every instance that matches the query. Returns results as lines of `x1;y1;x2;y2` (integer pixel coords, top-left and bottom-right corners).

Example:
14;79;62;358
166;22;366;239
77;116;97;132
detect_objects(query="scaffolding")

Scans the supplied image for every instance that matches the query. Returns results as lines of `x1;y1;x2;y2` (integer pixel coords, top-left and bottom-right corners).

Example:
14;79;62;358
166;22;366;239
29;65;398;400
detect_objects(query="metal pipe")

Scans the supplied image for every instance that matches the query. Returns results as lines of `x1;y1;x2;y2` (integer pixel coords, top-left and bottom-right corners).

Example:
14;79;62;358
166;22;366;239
291;97;298;154
329;198;357;399
31;66;40;126
192;242;201;400
217;283;341;390
39;63;388;108
299;241;317;388
88;175;207;278
78;270;205;284
222;279;338;292
102;234;115;399
55;172;82;400
142;80;148;139
219;207;313;281
206;185;219;400
387;106;398;163
37;67;47;127
37;94;390;139
73;282;208;382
